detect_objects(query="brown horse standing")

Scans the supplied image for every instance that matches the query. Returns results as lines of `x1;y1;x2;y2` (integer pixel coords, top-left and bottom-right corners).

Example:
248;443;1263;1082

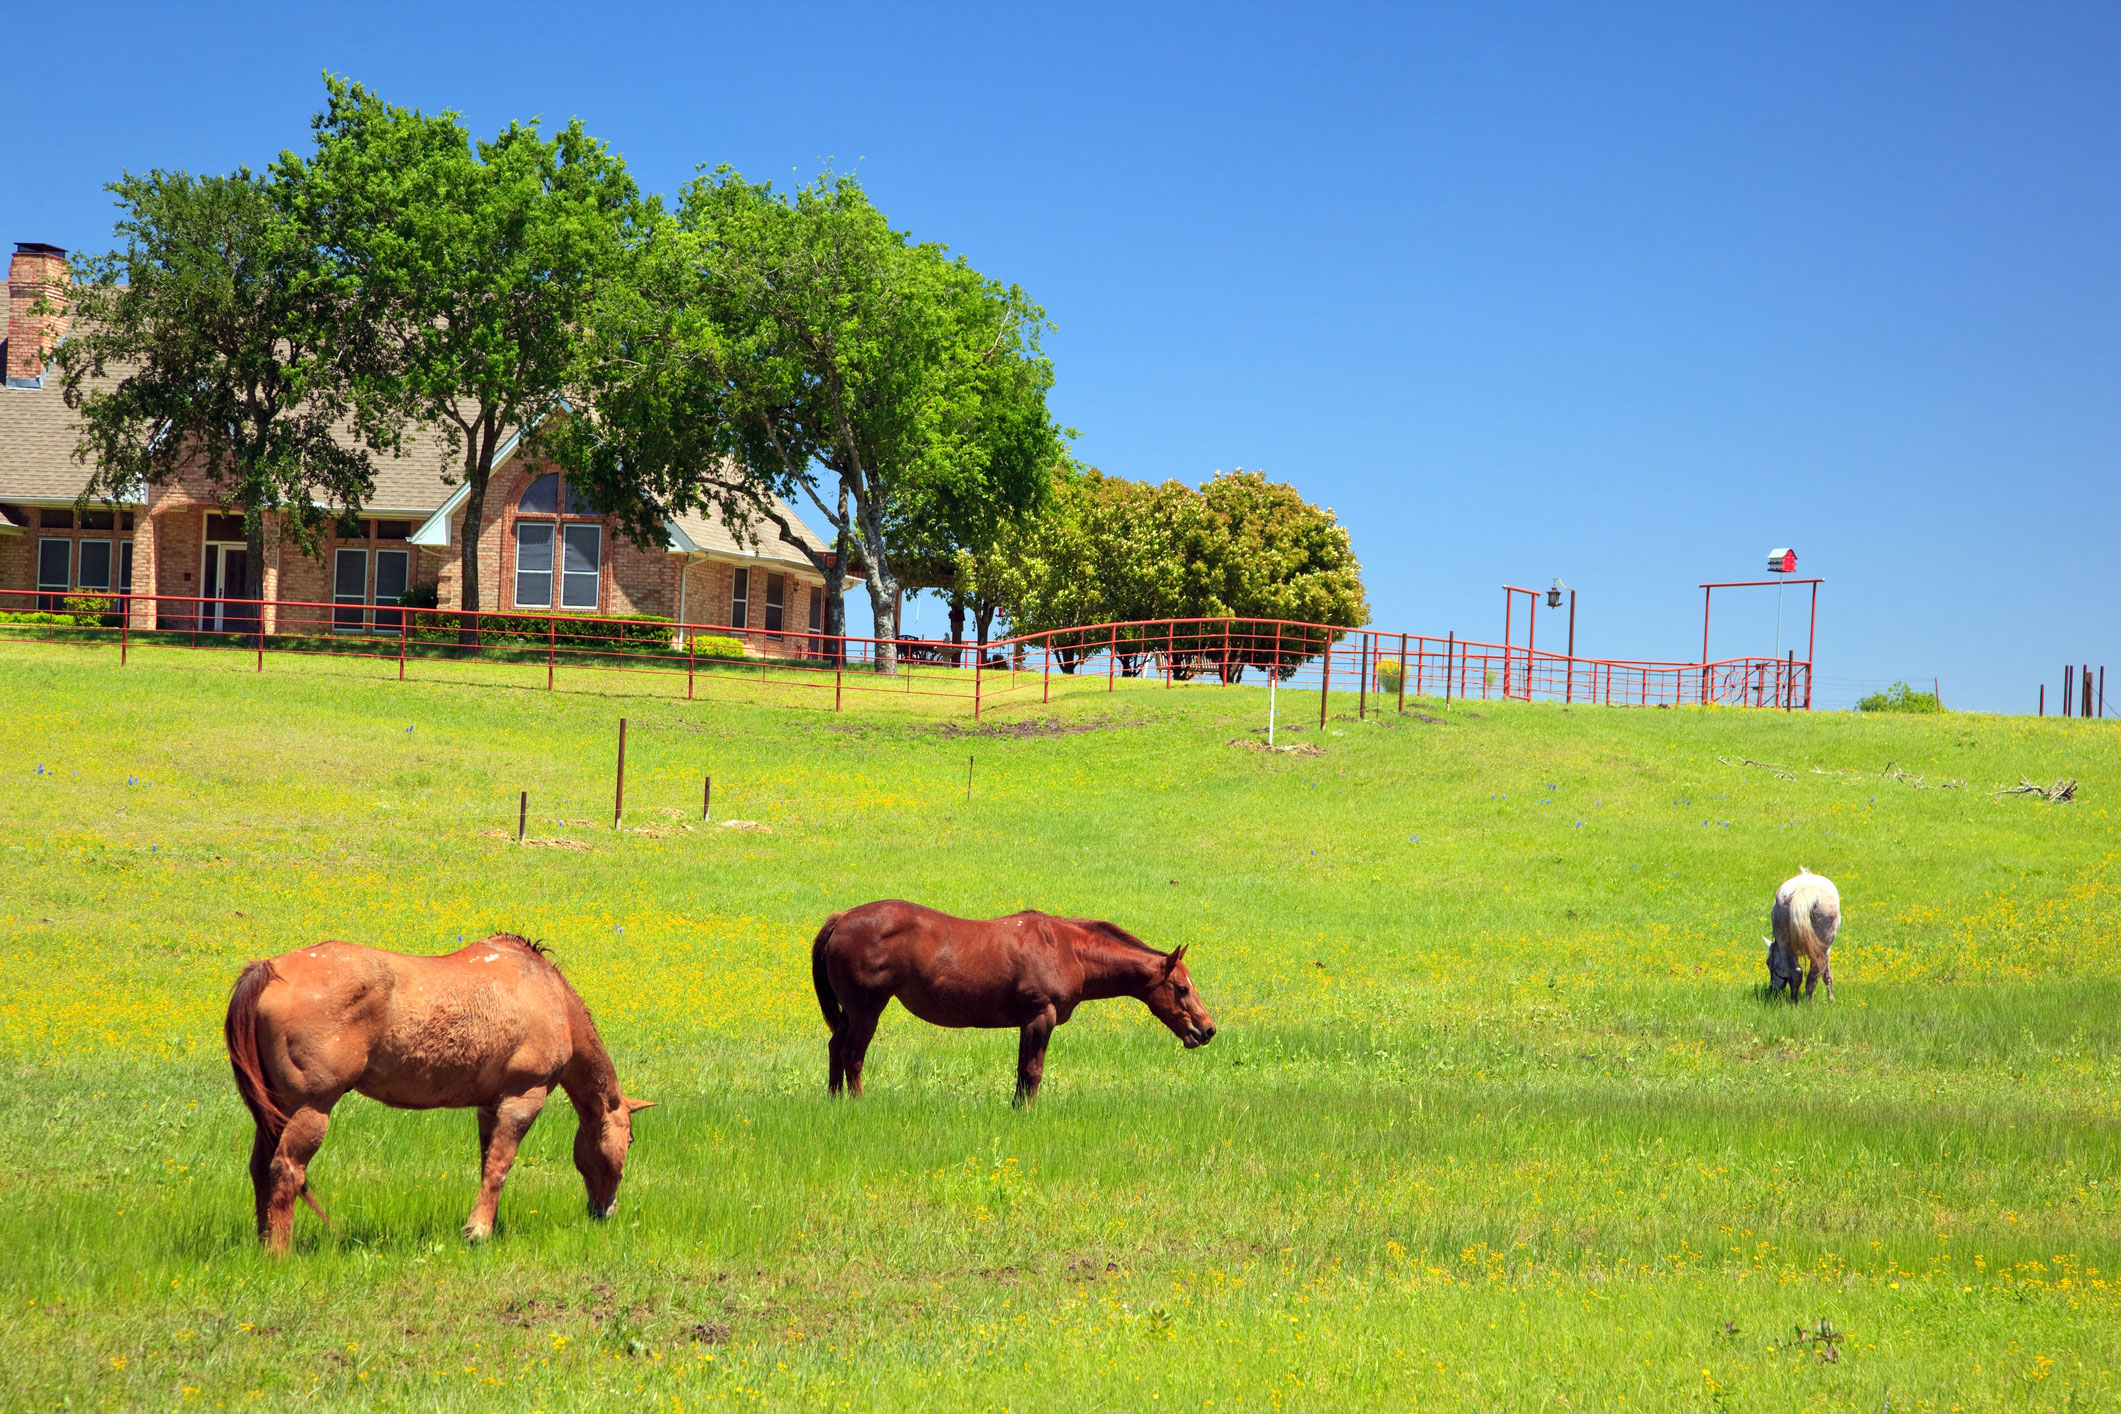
810;901;1216;1105
223;934;653;1254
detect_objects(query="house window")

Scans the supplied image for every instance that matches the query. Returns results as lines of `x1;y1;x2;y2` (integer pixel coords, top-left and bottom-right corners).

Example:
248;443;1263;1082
764;573;785;633
77;540;113;593
120;541;134;594
515;523;555;608
333;548;369;632
374;520;412;541
37;538;71;610
40;508;73;530
81;510;115;531
729;567;748;629
514;473;602;613
562;524;601;609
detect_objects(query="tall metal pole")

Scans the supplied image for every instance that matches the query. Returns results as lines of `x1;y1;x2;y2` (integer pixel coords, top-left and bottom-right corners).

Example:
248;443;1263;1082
1701;585;1711;706
1319;634;1331;727
1526;598;1537;700
1564;591;1576;704
1805;583;1818;710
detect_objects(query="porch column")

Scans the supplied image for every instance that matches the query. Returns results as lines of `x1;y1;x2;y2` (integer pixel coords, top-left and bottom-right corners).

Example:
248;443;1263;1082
259;510;280;634
128;509;158;629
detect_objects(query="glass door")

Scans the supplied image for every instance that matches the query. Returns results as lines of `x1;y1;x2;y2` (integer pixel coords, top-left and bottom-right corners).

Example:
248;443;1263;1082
333;548;369;633
372;549;410;633
202;543;251;632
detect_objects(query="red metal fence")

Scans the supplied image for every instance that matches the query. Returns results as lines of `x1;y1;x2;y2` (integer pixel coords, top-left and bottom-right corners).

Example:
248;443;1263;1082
0;589;1812;717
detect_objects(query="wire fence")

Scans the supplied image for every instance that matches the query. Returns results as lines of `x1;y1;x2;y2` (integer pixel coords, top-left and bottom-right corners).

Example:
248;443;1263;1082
0;590;1814;717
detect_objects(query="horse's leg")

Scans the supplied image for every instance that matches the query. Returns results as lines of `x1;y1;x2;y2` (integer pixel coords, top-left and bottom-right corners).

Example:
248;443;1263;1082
841;1004;883;1099
248;1122;276;1238
477;1103;499;1169
1015;1006;1058;1108
828;1031;848;1097
465;1087;548;1242
264;1104;333;1257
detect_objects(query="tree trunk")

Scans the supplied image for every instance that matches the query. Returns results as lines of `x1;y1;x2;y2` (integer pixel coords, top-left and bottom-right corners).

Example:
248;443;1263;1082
975;600;994;649
866;576;898;675
825;485;849;664
242;511;267;645
457;464;490;650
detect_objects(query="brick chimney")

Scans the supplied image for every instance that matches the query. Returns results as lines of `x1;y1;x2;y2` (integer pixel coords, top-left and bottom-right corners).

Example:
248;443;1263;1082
7;242;71;387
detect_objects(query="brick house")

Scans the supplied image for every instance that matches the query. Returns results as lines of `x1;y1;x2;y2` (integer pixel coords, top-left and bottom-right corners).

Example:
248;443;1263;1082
1;241;848;649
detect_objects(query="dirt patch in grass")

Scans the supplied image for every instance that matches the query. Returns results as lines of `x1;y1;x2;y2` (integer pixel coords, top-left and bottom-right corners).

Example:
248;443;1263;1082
479;830;593;851
1228;739;1324;756
938;715;1142;740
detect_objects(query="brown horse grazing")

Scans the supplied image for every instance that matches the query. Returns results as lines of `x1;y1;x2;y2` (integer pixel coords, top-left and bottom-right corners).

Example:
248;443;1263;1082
223;934;653;1254
810;901;1216;1105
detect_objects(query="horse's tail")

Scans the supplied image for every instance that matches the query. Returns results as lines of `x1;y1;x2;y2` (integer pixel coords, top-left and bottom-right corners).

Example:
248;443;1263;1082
811;914;846;1036
224;959;290;1143
1785;886;1831;973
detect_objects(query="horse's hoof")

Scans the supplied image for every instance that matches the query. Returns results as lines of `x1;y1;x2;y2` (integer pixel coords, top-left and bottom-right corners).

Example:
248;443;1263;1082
463;1222;493;1243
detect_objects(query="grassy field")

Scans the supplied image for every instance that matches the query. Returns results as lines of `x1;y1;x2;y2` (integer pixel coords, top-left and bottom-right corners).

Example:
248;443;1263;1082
1;640;2116;1411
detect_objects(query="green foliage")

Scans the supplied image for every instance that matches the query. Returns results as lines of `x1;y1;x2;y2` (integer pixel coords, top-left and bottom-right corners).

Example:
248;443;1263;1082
1857;681;1945;714
561;168;1062;663
404;611;674;650
972;466;1367;674
286;77;641;621
690;634;747;661
0;652;2115;1407
0;596;122;629
52;166;384;581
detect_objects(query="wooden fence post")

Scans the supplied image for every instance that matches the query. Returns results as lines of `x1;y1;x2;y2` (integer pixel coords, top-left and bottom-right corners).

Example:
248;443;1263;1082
613;718;627;829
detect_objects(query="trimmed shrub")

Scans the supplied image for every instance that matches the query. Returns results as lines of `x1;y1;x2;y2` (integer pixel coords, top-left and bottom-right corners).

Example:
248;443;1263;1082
1855;681;1944;714
690;635;747;661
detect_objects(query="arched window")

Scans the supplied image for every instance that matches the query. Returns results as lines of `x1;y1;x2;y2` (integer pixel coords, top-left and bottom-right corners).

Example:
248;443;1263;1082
512;473;602;611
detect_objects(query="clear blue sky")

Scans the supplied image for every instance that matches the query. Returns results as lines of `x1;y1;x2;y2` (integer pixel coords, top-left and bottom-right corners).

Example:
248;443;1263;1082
6;3;2114;711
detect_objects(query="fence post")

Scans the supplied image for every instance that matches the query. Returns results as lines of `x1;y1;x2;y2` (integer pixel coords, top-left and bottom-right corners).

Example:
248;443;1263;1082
687;629;696;702
1042;636;1051;703
120;601;129;668
518;790;528;842
1108;625;1117;693
1786;650;1794;711
835;661;843;711
1319;636;1331;727
257;600;264;673
974;653;983;720
1398;632;1408;714
1358;632;1369;719
548;614;556;691
399;609;408;682
613;718;627;829
703;774;711;821
1444;632;1454;703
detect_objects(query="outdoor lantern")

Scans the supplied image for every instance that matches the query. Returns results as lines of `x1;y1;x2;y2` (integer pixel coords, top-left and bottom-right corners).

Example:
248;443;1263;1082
1546;578;1566;609
1767;548;1797;574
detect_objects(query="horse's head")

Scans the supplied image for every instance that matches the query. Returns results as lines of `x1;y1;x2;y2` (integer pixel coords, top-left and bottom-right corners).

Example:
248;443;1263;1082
575;1095;655;1219
1141;945;1216;1048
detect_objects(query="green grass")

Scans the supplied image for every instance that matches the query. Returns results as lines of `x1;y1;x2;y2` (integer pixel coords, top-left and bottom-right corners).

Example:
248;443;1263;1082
1;641;2117;1410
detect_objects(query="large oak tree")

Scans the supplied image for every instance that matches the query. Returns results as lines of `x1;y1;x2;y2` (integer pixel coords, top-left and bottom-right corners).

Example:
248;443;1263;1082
285;77;638;642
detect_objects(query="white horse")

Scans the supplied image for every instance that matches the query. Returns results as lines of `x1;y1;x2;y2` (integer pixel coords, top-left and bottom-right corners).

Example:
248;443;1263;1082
1765;867;1840;1001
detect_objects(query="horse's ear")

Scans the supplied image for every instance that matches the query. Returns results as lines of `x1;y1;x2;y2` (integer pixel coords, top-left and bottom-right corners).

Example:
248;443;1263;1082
624;1097;657;1113
1165;944;1187;973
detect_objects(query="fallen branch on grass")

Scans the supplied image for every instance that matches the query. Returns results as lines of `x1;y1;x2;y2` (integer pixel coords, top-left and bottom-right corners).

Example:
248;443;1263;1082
1994;776;2076;803
1715;755;1796;780
1880;761;1964;790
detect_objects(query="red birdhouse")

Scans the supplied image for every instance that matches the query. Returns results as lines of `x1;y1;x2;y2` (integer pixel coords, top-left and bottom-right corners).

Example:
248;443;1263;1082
1767;548;1797;574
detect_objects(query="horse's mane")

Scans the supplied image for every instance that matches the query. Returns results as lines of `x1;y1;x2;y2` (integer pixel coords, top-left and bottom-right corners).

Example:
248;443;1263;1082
1065;918;1165;956
488;933;559;966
